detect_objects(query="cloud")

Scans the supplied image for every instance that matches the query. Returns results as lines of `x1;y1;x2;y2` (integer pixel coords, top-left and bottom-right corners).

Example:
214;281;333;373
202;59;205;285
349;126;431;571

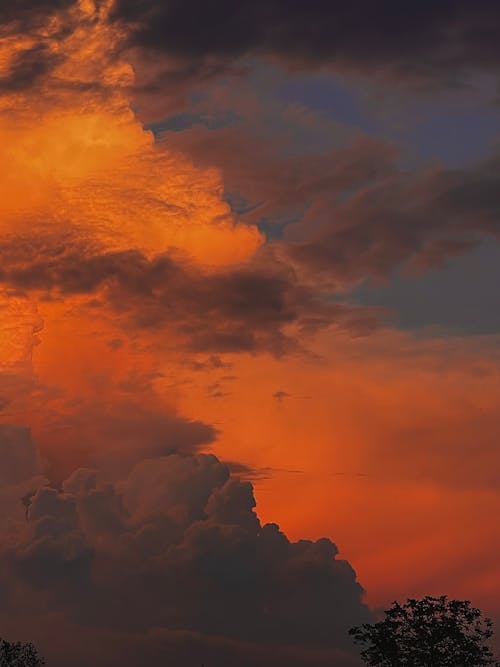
282;155;500;283
0;43;63;93
0;425;46;554
0;240;382;354
112;0;500;85
0;0;74;33
163;114;500;289
0;1;118;97
0;48;391;353
0;615;364;667
40;400;218;482
162;120;389;231
273;390;290;401
1;2;498;651
0;424;41;487
0;439;371;666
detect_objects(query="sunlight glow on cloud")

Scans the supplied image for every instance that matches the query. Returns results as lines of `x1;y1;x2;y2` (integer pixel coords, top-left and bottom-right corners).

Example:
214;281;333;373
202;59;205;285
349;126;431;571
1;1;500;665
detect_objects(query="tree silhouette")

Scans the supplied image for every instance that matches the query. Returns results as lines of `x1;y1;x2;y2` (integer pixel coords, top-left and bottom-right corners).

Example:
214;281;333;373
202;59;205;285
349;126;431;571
0;638;45;666
349;596;500;666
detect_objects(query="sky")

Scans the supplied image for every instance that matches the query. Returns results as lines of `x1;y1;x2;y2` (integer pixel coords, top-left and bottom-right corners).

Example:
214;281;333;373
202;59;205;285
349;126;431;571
0;1;499;665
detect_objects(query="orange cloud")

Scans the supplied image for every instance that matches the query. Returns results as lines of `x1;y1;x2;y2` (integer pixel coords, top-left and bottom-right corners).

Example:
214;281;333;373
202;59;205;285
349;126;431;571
0;0;262;449
0;5;499;663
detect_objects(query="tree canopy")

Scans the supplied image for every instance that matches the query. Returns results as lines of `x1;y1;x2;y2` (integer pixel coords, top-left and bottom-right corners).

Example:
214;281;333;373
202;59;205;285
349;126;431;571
0;638;45;667
349;595;500;667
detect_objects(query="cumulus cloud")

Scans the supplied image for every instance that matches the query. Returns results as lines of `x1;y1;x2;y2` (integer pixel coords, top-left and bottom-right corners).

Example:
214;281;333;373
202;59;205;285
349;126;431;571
0;438;371;666
2;5;499;662
40;399;218;482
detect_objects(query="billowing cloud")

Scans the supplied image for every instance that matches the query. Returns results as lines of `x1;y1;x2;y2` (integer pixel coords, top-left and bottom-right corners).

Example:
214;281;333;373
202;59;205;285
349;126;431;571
2;0;359;369
0;439;370;666
1;2;499;663
0;10;372;662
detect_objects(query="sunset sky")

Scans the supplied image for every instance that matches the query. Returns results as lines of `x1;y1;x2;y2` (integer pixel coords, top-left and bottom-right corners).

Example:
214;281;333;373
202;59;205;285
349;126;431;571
1;2;500;665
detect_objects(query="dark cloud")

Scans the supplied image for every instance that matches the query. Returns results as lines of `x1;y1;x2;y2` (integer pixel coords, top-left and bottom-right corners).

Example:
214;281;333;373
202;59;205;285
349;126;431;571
0;425;46;532
4;1;500;102
0;0;73;91
0;240;381;354
0;44;64;93
273;390;290;401
164;121;500;287
0;0;73;24
0;617;364;667
0;0;122;98
284;154;500;283
113;0;500;84
163;126;391;232
0;438;371;666
0;424;40;486
226;460;304;482
189;354;233;371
